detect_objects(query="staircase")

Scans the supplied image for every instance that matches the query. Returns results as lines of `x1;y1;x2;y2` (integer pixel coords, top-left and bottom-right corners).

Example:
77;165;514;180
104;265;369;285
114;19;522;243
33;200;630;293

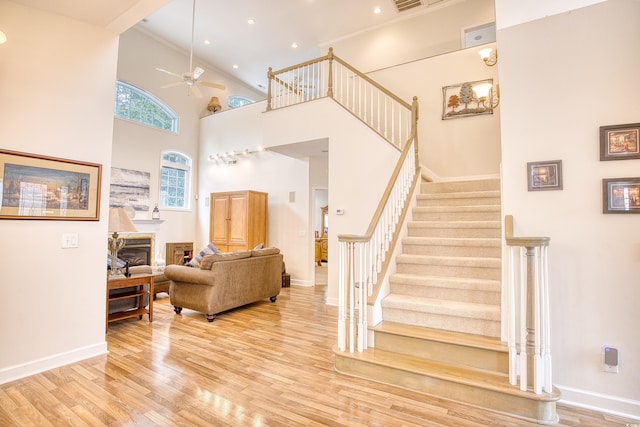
335;178;560;424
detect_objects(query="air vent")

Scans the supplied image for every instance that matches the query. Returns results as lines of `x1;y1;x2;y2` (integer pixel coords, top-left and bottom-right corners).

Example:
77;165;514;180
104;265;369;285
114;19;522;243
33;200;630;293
393;0;423;13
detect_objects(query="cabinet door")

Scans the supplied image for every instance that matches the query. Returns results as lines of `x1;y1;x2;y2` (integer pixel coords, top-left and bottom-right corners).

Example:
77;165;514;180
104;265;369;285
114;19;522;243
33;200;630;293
210;194;231;247
228;193;248;247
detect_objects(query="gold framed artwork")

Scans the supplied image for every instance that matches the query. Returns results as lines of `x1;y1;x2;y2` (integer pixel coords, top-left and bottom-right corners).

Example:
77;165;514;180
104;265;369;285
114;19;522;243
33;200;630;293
527;160;563;191
0;149;101;220
599;123;640;161
602;177;640;214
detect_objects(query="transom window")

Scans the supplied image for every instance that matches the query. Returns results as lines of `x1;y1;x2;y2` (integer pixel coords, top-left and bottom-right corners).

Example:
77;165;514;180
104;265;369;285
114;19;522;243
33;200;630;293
228;96;255;109
115;81;178;133
160;151;191;210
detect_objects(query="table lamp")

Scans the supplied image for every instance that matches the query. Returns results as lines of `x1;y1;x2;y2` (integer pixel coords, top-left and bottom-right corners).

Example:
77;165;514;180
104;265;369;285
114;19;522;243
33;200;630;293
108;207;138;278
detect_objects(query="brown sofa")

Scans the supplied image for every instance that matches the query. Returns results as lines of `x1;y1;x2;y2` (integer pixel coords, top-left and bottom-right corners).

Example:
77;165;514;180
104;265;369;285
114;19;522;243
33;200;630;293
164;247;283;322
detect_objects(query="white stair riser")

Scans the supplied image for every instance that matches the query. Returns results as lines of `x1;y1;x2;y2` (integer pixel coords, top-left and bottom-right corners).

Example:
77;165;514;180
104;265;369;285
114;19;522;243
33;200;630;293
381;307;501;337
396;262;500;280
421;179;500;193
407;226;500;238
417;196;501;207
389;282;500;304
412;210;500;221
402;242;501;257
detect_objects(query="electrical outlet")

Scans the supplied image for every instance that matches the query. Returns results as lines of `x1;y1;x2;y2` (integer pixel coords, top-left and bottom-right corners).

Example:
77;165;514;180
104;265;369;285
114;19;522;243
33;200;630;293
603;346;619;373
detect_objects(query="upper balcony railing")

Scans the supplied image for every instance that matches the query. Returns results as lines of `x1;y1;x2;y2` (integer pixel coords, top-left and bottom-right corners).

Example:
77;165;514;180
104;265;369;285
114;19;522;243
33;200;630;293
268;48;413;151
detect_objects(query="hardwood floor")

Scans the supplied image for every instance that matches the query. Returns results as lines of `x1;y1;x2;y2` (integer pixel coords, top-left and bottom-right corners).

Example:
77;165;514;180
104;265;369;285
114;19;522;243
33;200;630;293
0;285;636;426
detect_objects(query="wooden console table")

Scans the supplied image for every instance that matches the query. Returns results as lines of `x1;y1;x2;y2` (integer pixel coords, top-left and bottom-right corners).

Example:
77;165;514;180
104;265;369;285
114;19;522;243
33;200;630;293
106;273;154;331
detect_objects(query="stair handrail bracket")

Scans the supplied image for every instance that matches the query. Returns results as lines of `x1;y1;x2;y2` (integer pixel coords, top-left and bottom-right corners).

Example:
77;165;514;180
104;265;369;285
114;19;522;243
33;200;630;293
504;215;554;396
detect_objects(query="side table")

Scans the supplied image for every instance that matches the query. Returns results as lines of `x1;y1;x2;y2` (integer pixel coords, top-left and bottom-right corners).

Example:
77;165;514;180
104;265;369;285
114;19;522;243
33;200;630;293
106;273;154;332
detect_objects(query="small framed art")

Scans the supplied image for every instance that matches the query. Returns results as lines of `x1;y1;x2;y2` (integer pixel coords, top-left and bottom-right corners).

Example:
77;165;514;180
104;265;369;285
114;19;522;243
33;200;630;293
527;160;563;191
602;177;640;214
599;123;640;161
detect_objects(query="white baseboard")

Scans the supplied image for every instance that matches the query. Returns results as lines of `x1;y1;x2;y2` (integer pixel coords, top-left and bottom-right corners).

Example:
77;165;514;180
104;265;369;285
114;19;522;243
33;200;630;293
325;296;338;306
0;342;108;385
291;279;313;287
557;384;640;421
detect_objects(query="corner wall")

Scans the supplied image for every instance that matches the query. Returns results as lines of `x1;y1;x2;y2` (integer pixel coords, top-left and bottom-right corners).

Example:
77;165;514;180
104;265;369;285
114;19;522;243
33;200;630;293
497;0;640;417
0;2;118;381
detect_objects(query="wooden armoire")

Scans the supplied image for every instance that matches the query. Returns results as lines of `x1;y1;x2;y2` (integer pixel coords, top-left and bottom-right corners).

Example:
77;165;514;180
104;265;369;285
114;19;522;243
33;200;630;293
209;190;268;252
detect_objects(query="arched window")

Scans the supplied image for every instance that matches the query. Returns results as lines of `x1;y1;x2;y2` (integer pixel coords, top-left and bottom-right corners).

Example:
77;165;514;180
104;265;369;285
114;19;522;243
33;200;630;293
160;151;191;210
228;95;255;109
115;81;178;133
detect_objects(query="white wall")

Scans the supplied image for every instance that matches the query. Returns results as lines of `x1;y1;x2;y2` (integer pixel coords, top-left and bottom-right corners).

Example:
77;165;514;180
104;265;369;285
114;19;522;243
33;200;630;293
323;0;495;74
497;0;640;417
0;2;117;381
199;99;399;297
114;28;265;259
369;43;501;178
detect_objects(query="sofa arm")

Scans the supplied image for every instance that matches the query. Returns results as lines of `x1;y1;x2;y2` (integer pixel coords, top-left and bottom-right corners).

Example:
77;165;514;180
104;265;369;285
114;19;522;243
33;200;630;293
164;264;215;286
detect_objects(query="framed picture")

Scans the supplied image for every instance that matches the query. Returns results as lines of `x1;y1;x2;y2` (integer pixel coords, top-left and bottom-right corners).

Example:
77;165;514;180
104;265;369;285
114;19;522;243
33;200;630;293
0;149;101;220
600;123;640;161
602;177;640;214
527;160;563;191
442;79;494;120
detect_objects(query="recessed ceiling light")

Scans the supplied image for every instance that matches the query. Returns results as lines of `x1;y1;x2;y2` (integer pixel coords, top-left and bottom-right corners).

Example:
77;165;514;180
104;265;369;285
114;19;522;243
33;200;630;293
203;40;210;45
291;42;298;48
247;19;255;25
374;7;381;14
233;64;239;69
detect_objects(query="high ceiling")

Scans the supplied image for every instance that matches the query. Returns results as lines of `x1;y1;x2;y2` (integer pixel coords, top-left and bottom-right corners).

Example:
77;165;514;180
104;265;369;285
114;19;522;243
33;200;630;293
9;0;456;92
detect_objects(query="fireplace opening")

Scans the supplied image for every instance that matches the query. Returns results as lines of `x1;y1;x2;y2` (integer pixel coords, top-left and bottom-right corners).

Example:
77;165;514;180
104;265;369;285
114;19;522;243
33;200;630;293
119;237;152;266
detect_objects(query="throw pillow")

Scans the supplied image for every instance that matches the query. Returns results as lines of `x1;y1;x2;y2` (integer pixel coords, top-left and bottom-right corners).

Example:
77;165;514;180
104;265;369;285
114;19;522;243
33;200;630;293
200;250;251;270
253;242;264;250
187;242;220;268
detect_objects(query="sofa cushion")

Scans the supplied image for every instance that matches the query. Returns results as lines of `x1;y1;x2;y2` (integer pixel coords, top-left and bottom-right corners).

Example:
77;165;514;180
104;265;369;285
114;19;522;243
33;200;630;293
187;242;220;268
200;250;251;270
251;247;280;257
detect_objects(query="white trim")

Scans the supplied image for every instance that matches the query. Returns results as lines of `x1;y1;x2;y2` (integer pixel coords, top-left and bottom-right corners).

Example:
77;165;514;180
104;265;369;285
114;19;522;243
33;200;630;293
325;296;338;306
0;342;108;385
557;384;640;421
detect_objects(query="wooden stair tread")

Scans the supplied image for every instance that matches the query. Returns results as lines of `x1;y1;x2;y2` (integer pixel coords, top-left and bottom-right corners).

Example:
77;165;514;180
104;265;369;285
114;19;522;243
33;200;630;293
372;321;507;352
334;345;560;402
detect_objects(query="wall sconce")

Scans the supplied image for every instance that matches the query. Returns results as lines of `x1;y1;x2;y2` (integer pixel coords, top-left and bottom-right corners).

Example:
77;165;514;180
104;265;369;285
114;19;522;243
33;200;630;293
473;82;500;110
0;30;7;44
207;96;221;113
208;147;264;164
478;47;497;67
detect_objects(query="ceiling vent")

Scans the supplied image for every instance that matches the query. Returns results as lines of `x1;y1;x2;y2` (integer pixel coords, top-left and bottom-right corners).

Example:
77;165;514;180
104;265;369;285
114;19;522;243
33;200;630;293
392;0;449;13
392;0;423;13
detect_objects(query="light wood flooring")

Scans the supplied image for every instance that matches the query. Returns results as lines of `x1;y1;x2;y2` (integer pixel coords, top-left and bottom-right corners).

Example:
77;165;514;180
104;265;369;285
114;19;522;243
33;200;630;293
0;285;636;426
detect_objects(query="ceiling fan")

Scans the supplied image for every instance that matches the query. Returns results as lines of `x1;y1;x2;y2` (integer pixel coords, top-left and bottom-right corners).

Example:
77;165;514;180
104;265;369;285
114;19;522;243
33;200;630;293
156;0;225;98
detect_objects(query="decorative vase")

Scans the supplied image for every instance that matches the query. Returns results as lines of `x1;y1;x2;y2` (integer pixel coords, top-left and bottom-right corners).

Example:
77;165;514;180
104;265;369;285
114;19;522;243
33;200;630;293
152;204;160;220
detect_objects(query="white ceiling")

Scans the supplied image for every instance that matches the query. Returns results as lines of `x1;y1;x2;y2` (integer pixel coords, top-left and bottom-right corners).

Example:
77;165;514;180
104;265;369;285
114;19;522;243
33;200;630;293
9;0;456;92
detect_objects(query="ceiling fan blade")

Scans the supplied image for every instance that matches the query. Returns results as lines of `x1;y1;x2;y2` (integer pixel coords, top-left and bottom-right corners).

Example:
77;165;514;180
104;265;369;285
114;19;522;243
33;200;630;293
199;81;226;90
161;82;184;89
156;68;183;79
190;84;203;98
192;67;204;80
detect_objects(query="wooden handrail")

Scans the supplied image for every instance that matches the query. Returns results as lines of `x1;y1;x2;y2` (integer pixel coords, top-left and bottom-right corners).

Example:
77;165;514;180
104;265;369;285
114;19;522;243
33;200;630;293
339;98;419;244
504;215;550;247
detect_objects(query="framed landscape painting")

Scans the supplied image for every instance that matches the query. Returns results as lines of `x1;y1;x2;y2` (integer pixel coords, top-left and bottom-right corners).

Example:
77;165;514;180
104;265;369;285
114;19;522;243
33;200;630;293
0;149;101;220
600;123;640;161
602;177;640;213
